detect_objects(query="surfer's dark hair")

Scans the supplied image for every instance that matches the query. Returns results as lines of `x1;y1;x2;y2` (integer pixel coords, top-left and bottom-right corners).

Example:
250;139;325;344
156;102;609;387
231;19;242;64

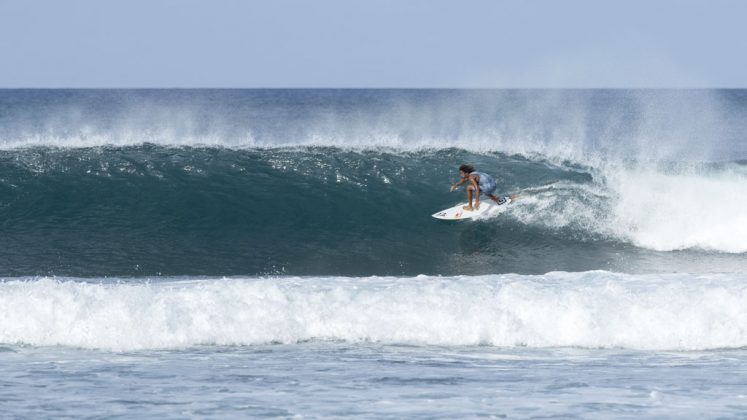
459;164;475;173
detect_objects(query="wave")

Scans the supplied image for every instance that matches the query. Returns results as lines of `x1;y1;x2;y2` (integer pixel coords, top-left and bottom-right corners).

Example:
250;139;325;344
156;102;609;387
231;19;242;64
1;146;746;278
2;272;746;351
1;90;746;277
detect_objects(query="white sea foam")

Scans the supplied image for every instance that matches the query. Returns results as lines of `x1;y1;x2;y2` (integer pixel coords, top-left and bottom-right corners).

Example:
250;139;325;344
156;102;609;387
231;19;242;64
607;165;747;252
2;272;746;351
509;163;747;253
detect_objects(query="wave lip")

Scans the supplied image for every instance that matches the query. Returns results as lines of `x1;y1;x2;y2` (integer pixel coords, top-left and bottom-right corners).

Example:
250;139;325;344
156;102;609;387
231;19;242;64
1;272;746;351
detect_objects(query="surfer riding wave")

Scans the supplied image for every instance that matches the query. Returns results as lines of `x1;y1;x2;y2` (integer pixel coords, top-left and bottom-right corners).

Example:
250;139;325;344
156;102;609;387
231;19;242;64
450;164;518;211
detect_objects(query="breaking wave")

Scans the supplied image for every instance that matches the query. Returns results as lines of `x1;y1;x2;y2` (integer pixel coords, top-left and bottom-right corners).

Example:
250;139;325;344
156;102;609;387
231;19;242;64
2;272;746;351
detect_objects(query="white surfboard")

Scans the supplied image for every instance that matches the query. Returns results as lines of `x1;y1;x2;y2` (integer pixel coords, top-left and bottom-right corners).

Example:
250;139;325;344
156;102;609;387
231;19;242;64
432;197;512;221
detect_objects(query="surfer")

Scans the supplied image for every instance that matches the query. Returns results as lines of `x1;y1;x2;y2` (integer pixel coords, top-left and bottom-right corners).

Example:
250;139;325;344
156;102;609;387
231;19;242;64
450;164;514;210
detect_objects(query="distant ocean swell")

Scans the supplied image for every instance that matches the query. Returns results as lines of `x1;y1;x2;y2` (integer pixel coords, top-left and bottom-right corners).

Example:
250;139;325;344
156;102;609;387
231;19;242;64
2;271;746;351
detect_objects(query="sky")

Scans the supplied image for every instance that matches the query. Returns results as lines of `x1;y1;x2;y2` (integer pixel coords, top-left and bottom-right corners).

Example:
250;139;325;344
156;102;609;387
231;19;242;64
0;0;745;88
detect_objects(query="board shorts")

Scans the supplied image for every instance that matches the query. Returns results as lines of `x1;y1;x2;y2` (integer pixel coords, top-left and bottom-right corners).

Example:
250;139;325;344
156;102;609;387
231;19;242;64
478;180;497;196
474;171;497;196
480;185;497;196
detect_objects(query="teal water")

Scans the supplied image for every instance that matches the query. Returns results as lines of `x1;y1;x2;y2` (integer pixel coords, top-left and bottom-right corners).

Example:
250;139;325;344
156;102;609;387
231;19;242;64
2;145;746;277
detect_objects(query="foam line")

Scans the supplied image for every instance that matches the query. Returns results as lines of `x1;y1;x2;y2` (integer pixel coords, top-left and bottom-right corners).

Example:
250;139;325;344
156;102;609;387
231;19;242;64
1;272;746;351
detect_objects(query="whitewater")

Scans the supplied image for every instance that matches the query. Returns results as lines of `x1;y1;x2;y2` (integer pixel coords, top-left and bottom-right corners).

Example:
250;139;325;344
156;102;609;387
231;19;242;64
1;89;747;417
3;272;747;351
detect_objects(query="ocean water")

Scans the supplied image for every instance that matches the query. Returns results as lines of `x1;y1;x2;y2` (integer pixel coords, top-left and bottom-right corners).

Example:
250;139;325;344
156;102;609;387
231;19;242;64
1;89;747;417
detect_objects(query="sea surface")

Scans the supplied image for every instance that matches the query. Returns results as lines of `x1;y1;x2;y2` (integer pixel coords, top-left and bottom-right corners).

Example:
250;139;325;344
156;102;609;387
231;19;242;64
1;89;747;418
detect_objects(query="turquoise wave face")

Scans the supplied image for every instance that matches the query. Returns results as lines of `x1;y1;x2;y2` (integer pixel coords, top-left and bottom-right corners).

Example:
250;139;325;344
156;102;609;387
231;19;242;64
1;146;746;277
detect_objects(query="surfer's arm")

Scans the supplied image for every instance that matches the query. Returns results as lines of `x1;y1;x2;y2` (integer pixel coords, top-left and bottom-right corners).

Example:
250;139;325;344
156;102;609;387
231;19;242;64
450;177;468;192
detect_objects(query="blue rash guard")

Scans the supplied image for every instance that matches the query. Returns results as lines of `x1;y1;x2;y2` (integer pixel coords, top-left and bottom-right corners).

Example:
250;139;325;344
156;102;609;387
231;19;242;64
472;171;497;196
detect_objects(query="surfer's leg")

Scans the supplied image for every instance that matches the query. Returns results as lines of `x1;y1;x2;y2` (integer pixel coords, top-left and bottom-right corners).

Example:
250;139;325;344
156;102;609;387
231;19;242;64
488;194;499;203
463;185;475;210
